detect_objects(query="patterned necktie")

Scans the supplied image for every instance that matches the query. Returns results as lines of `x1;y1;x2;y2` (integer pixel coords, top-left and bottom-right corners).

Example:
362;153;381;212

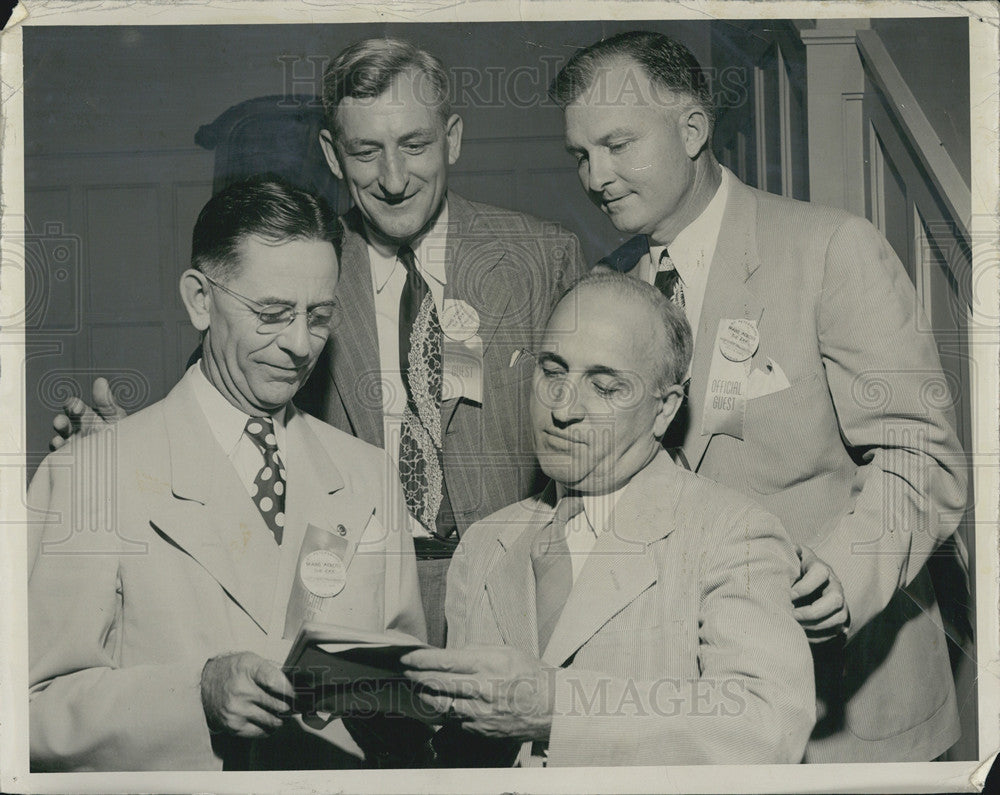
531;495;584;653
244;416;285;545
397;245;446;534
654;249;685;309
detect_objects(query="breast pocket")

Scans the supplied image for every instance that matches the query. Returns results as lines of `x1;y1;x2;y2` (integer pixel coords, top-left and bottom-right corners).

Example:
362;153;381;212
739;371;843;495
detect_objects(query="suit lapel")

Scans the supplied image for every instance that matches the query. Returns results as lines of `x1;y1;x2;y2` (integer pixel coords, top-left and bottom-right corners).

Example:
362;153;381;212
328;210;385;447
483;485;557;656
684;180;764;472
151;377;279;632
441;193;511;431
542;453;681;666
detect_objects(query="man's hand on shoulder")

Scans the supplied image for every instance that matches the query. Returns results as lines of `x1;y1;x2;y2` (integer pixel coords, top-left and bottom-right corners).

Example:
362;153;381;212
49;377;128;451
792;545;850;643
200;651;296;739
401;646;555;742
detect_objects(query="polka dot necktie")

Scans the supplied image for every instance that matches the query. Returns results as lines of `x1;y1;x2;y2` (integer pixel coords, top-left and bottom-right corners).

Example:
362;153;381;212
654;249;685;309
244;416;286;545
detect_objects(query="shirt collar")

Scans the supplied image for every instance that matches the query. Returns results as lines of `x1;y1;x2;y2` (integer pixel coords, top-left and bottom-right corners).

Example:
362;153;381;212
649;166;731;279
188;362;287;457
369;198;450;293
554;481;628;537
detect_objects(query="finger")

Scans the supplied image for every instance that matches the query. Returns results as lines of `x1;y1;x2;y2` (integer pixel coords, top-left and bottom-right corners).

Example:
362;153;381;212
250;689;294;717
251;661;296;701
794;591;843;622
52;412;71;434
92;378;126;421
407;671;485;700
801;610;850;634
790;564;829;600
49;434;69;452
401;648;477;673
240;705;286;736
62;397;87;421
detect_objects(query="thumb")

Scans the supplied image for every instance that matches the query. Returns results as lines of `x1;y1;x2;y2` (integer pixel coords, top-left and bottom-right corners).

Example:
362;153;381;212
92;378;127;422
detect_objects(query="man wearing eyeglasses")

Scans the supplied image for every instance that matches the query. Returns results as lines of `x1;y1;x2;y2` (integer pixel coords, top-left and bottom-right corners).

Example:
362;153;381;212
27;178;425;771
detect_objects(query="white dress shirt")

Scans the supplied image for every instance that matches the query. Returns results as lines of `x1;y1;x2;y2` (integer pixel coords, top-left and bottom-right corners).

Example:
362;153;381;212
368;200;450;536
556;484;628;583
643;166;732;348
188;362;287;499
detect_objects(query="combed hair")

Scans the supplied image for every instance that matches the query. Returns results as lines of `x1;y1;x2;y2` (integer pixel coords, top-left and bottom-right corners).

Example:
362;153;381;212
191;177;342;281
549;30;714;126
565;268;692;390
322;38;451;138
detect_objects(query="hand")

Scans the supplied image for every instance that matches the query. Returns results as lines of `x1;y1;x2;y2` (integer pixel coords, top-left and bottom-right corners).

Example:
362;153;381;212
200;651;296;739
401;646;555;742
792;545;850;643
49;377;128;451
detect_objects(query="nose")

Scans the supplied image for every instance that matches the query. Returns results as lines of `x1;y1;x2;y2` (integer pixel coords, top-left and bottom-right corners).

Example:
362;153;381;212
378;150;409;196
275;313;313;360
549;378;586;427
585;150;614;194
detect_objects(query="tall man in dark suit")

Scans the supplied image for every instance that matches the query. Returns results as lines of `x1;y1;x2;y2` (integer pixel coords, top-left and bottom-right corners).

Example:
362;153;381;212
549;30;967;761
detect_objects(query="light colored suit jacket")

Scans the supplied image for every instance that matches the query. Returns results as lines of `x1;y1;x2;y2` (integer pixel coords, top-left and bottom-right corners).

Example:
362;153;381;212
298;192;588;533
27;370;424;771
445;451;816;766
604;177;967;761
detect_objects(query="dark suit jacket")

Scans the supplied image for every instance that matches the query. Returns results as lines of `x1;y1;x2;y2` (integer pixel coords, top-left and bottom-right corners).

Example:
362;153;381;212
299;191;588;534
602;176;967;762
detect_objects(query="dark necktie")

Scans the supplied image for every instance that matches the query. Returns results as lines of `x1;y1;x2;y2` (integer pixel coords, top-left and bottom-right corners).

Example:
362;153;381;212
244;416;285;545
653;249;686;309
397;245;447;534
531;495;584;653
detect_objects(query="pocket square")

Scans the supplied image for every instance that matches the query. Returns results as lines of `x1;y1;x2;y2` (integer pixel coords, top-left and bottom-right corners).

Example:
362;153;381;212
748;357;792;399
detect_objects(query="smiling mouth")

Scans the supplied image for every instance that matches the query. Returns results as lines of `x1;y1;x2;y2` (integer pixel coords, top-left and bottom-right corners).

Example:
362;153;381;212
377;192;419;207
601;194;630;210
543;429;586;449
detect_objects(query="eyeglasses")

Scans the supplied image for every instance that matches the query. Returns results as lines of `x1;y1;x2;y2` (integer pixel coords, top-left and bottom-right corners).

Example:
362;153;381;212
204;275;336;336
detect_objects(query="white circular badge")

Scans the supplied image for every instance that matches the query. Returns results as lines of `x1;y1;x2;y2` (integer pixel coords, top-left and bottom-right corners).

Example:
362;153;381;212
440;299;480;342
300;549;347;598
719;319;760;362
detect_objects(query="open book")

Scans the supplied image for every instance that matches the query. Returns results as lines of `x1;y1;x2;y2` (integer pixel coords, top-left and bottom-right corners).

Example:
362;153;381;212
283;623;433;720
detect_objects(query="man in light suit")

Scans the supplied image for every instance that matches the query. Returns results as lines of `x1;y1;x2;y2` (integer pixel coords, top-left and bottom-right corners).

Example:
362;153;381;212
549;31;967;761
402;271;815;766
28;179;425;771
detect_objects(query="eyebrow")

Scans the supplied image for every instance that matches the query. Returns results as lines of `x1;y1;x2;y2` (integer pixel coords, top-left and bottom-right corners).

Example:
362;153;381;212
537;352;625;380
565;128;636;152
342;128;437;150
253;296;337;310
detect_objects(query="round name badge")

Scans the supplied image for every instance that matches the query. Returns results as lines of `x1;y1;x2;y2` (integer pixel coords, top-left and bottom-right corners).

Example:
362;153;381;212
440;299;480;342
300;549;347;598
719;319;760;362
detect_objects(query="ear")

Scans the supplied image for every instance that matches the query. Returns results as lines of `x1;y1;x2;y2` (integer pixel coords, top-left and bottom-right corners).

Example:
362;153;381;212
319;129;344;181
444;113;463;166
180;269;212;332
652;383;686;438
678;106;711;159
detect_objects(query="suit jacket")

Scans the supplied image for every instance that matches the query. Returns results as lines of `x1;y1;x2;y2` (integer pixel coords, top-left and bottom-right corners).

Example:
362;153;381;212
298;192;588;533
445;451;816;766
27;369;425;771
603;176;968;761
